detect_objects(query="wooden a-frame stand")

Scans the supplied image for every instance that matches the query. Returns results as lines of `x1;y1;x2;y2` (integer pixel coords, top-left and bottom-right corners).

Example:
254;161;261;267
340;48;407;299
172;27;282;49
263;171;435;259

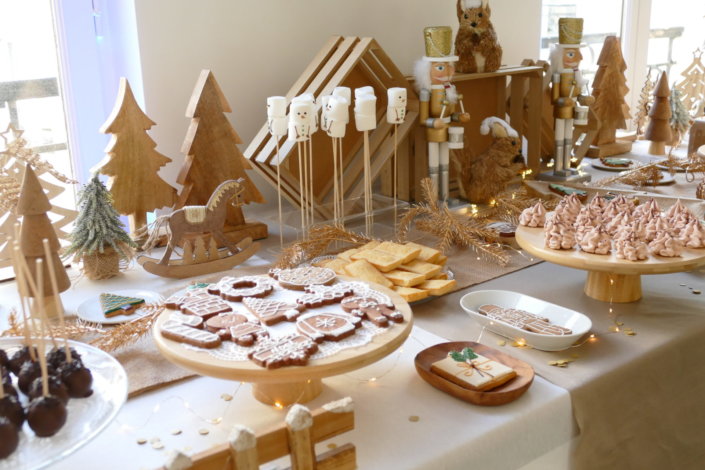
244;36;418;221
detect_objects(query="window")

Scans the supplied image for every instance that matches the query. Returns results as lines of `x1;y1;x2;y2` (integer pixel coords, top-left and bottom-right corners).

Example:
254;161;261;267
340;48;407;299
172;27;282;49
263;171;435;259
0;0;75;209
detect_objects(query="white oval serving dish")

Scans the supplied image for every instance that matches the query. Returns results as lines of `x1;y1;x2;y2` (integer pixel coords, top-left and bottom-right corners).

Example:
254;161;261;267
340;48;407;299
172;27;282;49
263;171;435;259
459;290;592;351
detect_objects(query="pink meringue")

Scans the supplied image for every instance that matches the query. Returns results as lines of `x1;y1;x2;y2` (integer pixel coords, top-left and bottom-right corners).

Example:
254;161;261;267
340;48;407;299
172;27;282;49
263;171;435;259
575;205;603;242
615;234;649;261
648;231;683;257
579;227;611;255
644;216;669;242
545;214;576;250
605;211;633;236
519;202;547;228
681;220;705;249
633;198;661;222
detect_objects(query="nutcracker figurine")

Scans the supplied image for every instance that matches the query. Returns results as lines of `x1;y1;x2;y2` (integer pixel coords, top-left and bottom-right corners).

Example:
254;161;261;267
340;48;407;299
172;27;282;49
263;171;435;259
414;26;470;200
540;18;594;182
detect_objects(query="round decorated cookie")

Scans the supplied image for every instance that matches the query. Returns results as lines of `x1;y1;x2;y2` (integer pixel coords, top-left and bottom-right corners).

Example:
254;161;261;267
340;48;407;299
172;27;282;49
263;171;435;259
274;267;337;291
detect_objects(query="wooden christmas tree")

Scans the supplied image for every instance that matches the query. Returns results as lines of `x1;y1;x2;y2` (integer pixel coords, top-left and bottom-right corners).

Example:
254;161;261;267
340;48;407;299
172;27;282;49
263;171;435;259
587;36;632;157
17;165;70;316
644;71;673;155
96;78;176;240
675;49;705;119
65;175;136;280
669;85;692;146
633;69;655;137
0;125;77;277
176;70;266;241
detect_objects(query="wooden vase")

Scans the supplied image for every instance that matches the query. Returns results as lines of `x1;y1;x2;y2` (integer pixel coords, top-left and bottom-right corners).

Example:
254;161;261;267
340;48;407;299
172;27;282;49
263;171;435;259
81;247;120;280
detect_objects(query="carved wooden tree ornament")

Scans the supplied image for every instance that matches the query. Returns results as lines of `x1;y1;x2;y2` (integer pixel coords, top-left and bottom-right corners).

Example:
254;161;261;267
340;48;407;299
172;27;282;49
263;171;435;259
96;78;176;238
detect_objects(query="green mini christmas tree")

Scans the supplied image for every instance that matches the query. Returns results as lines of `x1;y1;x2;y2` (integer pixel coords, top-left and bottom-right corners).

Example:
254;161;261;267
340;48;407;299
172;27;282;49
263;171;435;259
669;86;692;146
65;175;136;280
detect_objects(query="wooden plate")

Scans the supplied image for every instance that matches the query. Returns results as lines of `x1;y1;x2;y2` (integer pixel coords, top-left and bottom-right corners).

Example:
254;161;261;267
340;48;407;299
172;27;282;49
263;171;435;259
414;341;534;406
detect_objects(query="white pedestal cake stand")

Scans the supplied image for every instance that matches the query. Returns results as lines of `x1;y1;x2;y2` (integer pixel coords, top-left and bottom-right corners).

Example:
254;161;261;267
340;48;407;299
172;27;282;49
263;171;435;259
516;225;705;303
153;279;413;406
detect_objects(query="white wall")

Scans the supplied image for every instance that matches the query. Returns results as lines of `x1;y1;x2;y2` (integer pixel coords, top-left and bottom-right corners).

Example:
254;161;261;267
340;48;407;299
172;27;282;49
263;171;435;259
130;0;541;204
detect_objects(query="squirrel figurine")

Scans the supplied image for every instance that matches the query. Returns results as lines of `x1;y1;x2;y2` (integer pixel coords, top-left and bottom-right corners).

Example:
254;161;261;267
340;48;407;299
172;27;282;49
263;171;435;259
454;0;502;74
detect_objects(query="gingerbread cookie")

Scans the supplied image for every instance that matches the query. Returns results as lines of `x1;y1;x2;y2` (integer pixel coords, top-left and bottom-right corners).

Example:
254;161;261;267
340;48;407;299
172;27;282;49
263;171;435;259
242;297;304;326
160;320;222;349
340;296;403;327
209;276;275;302
164;292;212;310
275;267;337;290
169;311;204;329
248;334;318;369
181;297;232;319
478;304;571;336
229;322;269;347
296;283;357;308
205;313;249;339
297;312;362;343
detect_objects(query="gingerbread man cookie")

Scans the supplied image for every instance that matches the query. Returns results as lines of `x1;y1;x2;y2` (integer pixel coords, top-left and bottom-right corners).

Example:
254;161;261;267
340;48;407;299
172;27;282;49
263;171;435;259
340;296;403;327
274;267;337;290
296;312;362;343
242;297;304;326
229;322;269;347
209;276;275;302
248;334;318;369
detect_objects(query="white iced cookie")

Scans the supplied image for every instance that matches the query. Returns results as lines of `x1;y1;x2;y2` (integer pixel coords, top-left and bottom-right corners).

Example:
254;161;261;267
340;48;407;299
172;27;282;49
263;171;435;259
431;347;516;392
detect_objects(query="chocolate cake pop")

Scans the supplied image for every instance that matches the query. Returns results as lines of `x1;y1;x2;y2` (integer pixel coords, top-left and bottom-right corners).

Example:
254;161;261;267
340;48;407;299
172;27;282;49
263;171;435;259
0;350;7;368
0;417;19;459
0;395;25;429
18;361;45;395
8;346;37;375
2;383;17;398
46;347;82;370
29;376;69;405
27;395;67;437
60;361;93;398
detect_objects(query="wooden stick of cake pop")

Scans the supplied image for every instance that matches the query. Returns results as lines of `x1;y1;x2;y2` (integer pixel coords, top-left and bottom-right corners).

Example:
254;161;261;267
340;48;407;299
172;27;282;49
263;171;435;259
11;239;38;360
308;138;314;227
275;139;284;248
13;243;57;348
34;259;50;397
42;238;72;363
394;124;398;232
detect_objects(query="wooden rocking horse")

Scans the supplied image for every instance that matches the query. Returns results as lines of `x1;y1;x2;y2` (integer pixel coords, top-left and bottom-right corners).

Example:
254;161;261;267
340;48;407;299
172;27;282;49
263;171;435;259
137;179;260;279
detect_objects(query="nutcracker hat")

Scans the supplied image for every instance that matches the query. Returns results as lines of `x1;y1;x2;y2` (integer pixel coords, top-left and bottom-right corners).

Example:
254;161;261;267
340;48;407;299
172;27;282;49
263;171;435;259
556;18;587;48
422;26;458;62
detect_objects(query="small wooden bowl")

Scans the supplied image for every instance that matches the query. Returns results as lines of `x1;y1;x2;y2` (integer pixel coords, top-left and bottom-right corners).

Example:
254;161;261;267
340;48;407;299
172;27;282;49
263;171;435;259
414;341;534;406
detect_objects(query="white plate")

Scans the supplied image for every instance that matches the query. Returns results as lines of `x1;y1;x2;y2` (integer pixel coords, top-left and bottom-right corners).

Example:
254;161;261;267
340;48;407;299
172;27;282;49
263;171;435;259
591;158;637;172
0;338;127;470
617;170;675;186
459;290;592;351
76;289;163;325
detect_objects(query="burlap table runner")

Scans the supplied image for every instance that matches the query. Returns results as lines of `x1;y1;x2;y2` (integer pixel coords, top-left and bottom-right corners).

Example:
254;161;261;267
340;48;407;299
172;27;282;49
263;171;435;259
120;246;539;398
413;261;705;470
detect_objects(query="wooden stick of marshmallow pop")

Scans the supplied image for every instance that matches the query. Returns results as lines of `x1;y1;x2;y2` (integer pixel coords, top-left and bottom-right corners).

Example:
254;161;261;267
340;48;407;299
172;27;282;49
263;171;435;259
387;88;408;230
267;96;288;248
288;94;317;238
355;87;377;236
322;89;351;228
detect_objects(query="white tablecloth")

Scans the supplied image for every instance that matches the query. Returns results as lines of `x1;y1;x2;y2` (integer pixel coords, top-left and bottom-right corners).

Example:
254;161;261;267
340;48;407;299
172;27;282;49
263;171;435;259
43;326;572;470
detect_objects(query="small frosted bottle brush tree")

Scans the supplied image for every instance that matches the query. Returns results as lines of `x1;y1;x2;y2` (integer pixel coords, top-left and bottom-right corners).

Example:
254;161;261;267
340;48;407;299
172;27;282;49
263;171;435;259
65;175;136;280
669;86;692;146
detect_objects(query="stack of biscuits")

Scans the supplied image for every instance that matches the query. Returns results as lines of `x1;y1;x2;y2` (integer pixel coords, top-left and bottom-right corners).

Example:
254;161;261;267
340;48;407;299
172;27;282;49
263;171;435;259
315;241;456;302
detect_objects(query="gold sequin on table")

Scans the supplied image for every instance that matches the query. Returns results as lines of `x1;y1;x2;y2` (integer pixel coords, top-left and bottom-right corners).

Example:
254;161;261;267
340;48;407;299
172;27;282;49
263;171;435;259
171;429;182;436
327;443;338;450
221;393;233;401
693;290;702;295
548;359;575;368
497;340;506;347
136;438;147;445
199;429;210;436
408;415;420;423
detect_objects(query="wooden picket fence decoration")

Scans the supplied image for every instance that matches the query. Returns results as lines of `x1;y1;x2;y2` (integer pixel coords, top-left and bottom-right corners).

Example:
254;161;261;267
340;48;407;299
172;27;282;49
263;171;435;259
244;36;418;220
158;398;356;470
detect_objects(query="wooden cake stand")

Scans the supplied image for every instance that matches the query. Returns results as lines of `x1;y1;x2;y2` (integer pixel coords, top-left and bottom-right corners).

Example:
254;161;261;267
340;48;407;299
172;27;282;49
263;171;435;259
153;279;413;406
516;225;705;303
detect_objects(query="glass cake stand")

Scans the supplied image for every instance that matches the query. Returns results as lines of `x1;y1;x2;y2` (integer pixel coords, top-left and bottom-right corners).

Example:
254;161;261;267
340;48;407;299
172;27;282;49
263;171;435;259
0;338;128;470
